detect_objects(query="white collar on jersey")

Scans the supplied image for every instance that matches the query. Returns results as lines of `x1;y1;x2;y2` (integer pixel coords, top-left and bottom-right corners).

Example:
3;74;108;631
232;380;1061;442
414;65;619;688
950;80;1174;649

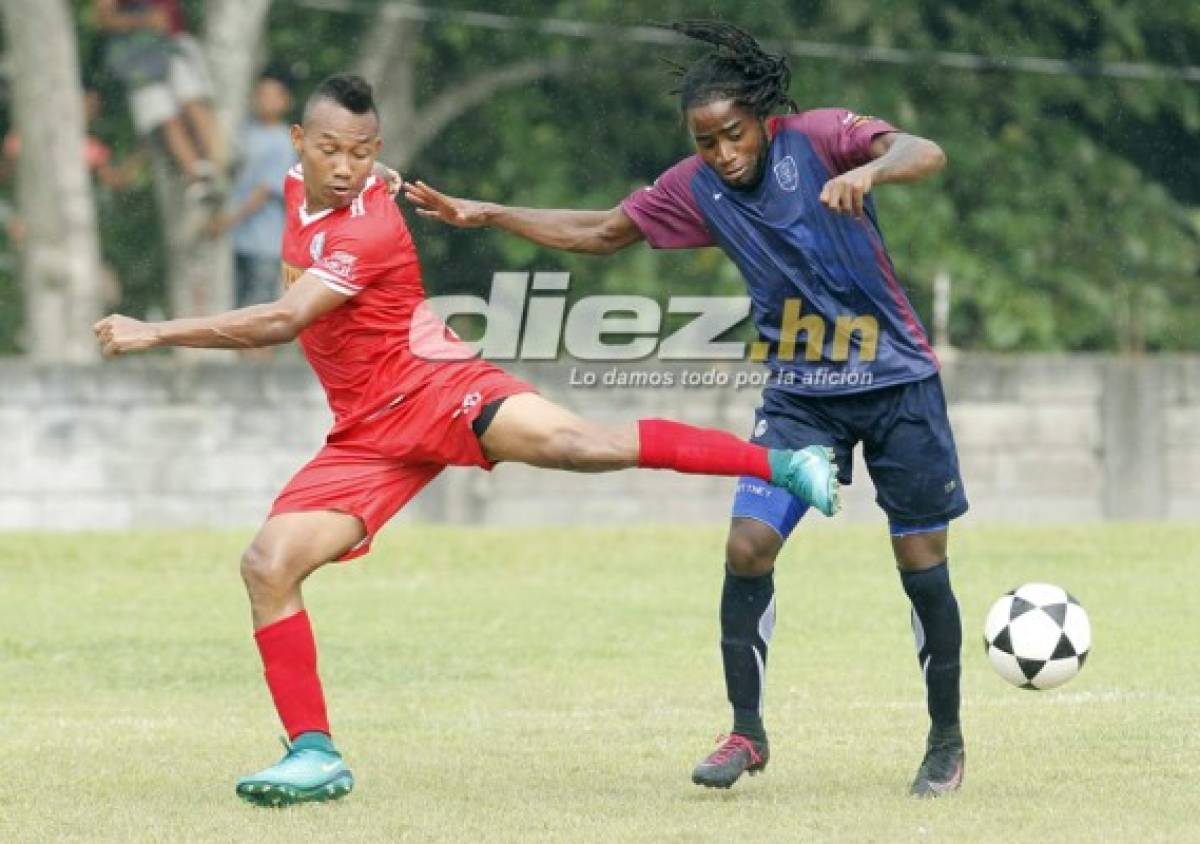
297;173;379;227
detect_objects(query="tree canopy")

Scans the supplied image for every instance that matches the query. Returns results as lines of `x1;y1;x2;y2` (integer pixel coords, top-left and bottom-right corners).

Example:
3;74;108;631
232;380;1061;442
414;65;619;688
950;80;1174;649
1;0;1196;353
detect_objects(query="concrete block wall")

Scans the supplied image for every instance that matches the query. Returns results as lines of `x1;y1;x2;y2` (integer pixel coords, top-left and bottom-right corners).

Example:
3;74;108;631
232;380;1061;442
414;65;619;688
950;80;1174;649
0;356;1196;530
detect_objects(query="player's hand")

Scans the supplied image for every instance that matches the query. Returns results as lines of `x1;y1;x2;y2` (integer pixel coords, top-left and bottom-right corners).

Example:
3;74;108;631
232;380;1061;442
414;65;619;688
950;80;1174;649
403;180;491;228
93;314;161;357
819;166;875;218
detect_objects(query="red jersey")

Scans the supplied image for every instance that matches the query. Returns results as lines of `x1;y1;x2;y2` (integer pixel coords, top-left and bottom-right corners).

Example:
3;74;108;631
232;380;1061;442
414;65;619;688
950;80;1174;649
280;165;469;434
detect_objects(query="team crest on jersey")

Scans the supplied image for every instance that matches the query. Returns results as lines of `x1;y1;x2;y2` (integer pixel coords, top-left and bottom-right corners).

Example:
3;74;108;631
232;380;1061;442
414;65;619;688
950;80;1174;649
309;232;326;263
320;250;357;280
774;156;799;192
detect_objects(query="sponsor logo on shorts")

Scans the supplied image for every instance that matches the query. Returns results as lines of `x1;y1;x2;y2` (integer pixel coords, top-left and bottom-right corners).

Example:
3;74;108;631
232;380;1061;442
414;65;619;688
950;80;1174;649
754;419;768;438
452;391;483;420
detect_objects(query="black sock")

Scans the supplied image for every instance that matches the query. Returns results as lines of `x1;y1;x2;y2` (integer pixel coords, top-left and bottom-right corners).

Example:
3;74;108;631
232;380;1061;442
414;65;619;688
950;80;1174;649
720;568;774;743
900;561;962;731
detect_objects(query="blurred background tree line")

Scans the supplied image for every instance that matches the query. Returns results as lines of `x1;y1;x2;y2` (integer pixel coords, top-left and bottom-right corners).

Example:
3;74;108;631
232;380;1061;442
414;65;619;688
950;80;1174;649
0;0;1196;358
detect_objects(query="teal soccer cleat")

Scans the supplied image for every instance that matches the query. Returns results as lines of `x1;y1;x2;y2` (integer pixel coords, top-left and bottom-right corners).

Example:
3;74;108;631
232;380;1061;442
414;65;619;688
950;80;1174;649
236;732;354;807
768;445;841;516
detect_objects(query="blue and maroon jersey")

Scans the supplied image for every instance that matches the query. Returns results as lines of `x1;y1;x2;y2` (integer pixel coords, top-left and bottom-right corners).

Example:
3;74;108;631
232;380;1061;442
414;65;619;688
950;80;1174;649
621;108;938;395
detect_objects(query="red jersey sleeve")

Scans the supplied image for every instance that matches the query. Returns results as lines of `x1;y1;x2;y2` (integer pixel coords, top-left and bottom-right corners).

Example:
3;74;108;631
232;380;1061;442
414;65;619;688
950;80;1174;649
773;109;898;174
621;156;716;249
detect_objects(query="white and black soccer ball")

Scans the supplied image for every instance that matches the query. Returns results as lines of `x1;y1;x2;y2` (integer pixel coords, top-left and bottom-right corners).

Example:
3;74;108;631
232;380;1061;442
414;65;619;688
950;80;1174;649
983;583;1091;690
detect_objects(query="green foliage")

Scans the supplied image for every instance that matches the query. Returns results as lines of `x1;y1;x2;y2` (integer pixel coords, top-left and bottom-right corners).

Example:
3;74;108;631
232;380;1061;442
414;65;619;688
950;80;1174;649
366;0;1200;351
4;0;1195;351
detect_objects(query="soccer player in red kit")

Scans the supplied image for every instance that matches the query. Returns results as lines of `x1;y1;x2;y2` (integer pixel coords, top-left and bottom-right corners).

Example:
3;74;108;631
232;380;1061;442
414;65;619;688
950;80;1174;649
93;74;839;807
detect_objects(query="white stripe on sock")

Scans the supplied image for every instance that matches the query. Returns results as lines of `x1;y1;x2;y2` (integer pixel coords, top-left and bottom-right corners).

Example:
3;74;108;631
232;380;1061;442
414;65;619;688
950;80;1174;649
758;595;777;645
911;607;927;656
752;644;766;717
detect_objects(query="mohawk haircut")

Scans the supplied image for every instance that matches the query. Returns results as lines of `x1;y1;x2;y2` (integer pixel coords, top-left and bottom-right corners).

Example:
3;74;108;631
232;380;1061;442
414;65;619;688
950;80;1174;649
303;73;378;123
663;20;797;118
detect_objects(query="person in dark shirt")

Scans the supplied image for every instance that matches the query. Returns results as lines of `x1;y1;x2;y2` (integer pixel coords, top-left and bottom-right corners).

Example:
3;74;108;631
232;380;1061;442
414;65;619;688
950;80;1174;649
405;20;968;798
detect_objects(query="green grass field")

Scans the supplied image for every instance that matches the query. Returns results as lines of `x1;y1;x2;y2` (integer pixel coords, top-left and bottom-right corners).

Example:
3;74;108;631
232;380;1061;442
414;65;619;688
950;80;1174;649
1;524;1197;843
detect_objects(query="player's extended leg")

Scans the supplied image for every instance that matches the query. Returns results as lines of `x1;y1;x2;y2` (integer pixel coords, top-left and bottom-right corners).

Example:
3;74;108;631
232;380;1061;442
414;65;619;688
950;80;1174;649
894;526;965;798
477;393;840;514
235;511;366;807
692;517;783;788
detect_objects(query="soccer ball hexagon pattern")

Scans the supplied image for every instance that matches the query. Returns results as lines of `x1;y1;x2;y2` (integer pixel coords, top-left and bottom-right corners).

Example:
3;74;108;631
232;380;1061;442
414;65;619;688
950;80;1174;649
983;582;1091;690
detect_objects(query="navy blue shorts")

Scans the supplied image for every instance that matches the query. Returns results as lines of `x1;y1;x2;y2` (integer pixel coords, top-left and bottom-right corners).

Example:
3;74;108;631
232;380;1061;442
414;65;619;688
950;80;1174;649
732;374;968;538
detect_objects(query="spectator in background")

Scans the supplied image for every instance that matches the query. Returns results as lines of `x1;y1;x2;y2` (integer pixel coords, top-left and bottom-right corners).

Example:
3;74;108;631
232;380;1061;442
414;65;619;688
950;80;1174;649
2;85;145;311
95;0;222;202
206;68;297;359
4;87;144;195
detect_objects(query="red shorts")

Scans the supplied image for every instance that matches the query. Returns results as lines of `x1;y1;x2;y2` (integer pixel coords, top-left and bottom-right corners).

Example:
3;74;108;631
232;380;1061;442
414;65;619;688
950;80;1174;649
270;362;535;560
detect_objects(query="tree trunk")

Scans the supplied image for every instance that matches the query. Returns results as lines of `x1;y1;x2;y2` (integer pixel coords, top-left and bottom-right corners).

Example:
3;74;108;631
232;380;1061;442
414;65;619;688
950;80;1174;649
149;148;232;356
205;0;273;160
355;6;418;166
149;0;272;361
356;9;570;171
0;0;103;361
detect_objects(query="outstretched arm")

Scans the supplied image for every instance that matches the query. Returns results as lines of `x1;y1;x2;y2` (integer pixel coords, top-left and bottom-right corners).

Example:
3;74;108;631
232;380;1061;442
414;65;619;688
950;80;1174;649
819;132;946;218
404;180;644;255
93;274;346;356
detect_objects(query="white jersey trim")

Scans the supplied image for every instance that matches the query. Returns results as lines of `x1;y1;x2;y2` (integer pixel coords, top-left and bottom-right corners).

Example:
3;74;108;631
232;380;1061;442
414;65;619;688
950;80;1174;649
299;204;334;228
309;267;361;297
351;175;378;217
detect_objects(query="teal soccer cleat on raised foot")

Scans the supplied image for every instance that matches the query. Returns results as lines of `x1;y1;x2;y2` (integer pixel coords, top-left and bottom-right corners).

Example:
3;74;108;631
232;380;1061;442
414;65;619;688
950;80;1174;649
236;732;354;807
768;445;841;516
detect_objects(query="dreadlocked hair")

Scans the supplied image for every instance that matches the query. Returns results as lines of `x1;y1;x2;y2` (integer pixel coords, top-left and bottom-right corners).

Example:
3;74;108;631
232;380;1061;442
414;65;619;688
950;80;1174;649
664;20;796;117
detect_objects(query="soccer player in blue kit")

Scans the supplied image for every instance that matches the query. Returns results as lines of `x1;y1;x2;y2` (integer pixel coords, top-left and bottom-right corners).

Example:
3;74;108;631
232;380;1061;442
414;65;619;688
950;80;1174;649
405;21;968;797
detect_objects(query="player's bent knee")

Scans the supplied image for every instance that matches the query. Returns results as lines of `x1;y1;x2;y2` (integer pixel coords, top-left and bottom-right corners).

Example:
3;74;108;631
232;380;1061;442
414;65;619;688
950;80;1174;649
240;543;303;594
892;530;949;570
725;526;780;577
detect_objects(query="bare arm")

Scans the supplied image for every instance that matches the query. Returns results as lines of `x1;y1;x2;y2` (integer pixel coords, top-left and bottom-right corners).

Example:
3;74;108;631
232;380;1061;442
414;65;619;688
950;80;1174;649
819;132;947;218
93;273;346;355
403;180;643;255
865;132;947;184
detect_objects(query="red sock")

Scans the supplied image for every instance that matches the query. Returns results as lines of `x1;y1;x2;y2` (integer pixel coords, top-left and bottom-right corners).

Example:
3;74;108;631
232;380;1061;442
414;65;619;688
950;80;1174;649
254;609;330;740
637;418;771;480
